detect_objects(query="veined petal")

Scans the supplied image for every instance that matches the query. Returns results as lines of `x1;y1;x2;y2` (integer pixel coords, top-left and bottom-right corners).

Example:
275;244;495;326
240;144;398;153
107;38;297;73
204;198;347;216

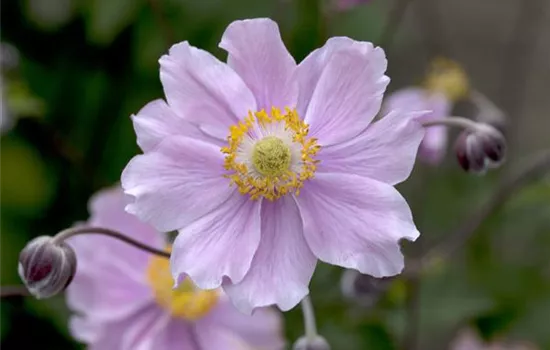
296;37;388;135
171;195;262;290
219;18;297;110
317;110;426;185
159;41;256;130
121;136;232;233
296;173;419;277
66;186;158;322
224;196;316;314
204;302;284;350
132;99;222;152
383;88;451;164
151;319;197;350
299;39;389;146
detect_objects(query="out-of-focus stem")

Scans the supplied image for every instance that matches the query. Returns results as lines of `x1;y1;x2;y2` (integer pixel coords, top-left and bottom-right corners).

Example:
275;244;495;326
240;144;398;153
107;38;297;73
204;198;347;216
301;295;318;340
379;0;415;52
414;149;550;274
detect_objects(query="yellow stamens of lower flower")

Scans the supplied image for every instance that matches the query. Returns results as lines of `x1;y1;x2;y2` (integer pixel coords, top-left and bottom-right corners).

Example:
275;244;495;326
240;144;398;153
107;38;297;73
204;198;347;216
146;247;218;320
221;107;320;201
423;57;469;102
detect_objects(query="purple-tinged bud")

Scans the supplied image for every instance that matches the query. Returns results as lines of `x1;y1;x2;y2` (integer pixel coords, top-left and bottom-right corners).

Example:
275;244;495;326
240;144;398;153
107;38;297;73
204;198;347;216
455;123;507;174
341;269;393;307
455;131;486;173
293;336;330;350
477;125;506;164
18;236;77;299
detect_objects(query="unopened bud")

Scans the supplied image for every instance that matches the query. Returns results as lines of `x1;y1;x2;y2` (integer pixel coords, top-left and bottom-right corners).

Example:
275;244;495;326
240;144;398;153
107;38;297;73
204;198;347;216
293;336;330;350
341;269;392;307
455;125;506;174
18;236;77;299
1;43;20;70
477;126;506;164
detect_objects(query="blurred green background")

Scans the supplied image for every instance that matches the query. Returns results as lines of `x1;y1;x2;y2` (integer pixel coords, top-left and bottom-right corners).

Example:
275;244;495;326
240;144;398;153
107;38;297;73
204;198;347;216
1;0;549;349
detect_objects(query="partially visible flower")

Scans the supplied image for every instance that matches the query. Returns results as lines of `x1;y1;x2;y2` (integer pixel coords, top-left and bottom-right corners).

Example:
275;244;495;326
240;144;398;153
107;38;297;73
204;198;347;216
383;88;451;164
450;328;538;350
122;18;425;314
383;57;469;165
18;235;77;299
66;185;284;349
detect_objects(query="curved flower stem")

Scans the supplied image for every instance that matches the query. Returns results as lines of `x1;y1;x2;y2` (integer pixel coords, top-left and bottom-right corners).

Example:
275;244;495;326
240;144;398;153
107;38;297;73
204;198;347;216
410;149;550;274
301;295;318;340
1;285;31;298
420;116;481;132
51;226;171;259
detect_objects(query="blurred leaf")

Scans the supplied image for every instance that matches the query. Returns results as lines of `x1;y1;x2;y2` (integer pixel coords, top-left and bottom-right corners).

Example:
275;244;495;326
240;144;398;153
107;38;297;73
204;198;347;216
23;0;77;31
387;264;494;350
24;296;72;339
84;0;145;45
5;79;46;118
0;135;55;216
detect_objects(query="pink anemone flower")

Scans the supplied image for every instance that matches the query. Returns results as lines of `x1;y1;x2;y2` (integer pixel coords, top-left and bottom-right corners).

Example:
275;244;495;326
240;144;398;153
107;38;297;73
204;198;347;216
66;186;284;349
122;18;426;313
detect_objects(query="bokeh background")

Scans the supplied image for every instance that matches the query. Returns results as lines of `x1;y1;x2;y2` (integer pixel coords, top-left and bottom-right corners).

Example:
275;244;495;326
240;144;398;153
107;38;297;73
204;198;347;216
1;0;549;349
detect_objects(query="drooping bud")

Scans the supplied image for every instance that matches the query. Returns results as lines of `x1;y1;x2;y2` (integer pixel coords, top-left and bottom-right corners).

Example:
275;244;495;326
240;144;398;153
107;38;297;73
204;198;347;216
18;236;77;299
293;335;330;350
341;269;393;307
477;125;506;164
455;124;506;174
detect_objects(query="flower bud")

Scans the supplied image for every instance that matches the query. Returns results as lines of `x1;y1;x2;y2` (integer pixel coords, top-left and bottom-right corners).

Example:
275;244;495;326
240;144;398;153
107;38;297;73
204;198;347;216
293;335;330;350
455;131;486;173
1;43;20;70
477;126;506;164
18;236;77;299
455;122;506;174
341;269;392;307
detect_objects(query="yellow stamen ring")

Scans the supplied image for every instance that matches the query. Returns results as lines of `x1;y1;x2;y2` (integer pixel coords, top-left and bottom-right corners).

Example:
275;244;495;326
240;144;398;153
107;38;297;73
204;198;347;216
221;107;320;201
146;246;218;320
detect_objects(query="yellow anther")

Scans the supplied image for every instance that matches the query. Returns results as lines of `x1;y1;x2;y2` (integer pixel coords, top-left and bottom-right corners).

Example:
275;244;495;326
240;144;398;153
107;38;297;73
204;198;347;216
423;56;469;102
222;107;319;201
146;246;218;320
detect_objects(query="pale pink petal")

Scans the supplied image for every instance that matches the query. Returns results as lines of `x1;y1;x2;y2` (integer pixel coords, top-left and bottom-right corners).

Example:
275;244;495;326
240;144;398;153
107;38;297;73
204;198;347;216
298;39;389;146
70;304;162;350
121;136;233;233
120;308;171;350
66;186;158;321
316;110;426;185
219;18;297;110
296;173;419;277
171;195;262;290
195;321;275;350
204;301;285;350
132;99;223;152
383;88;451;164
69;316;100;343
296;37;388;128
223;196;315;313
159;41;256;131
151;319;198;350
